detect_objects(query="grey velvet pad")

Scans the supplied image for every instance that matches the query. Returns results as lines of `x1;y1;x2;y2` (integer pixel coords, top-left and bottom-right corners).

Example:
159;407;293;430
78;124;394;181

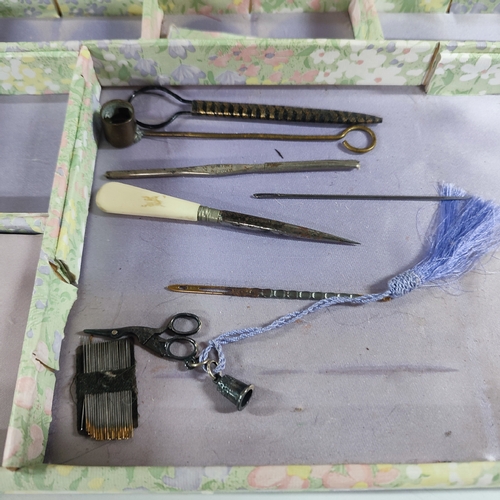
0;94;66;453
44;85;500;467
0;17;141;43
162;13;355;39
161;12;500;42
0;234;43;456
379;13;500;41
0;94;68;213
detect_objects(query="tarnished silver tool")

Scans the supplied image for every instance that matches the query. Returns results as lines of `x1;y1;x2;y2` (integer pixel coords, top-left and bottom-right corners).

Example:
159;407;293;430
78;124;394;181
85;313;253;411
252;193;472;201
95;182;359;245
129;85;383;128
100;100;377;154
105;159;360;180
167;284;363;300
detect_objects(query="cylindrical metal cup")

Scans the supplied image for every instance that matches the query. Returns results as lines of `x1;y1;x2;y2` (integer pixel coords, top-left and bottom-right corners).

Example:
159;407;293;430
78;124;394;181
214;374;254;411
100;99;139;148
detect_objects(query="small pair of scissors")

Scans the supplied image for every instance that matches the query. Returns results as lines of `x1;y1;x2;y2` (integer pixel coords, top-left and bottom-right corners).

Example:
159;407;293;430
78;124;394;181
83;312;202;361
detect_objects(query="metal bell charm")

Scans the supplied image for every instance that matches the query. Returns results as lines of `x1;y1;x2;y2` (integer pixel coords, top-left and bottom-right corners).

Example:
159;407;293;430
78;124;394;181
213;373;254;411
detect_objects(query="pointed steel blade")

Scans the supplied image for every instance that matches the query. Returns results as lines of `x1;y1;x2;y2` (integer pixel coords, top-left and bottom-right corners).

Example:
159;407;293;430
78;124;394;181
197;207;359;245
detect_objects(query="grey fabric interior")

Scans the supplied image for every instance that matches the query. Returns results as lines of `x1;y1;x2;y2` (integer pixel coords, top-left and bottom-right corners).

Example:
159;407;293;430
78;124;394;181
0;234;43;455
0;94;68;213
0;17;141;43
2;4;500;471
379;13;500;41
0;94;67;454
161;13;355;39
39;85;500;467
160;12;500;42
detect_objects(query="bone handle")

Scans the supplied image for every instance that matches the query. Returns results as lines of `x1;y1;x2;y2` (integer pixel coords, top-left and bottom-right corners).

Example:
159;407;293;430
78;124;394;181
95;182;201;222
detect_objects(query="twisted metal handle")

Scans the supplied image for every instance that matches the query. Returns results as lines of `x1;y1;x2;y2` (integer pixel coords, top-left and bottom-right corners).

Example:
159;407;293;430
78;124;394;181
191;100;382;125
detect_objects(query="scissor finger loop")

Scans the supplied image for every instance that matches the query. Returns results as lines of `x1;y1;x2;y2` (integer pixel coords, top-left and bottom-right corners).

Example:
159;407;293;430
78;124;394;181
128;85;192;129
165;336;198;361
167;312;202;336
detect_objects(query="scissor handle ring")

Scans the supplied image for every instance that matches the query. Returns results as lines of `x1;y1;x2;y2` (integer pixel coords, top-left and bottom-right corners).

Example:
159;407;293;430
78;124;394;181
128;85;191;130
166;336;198;361
167;312;202;336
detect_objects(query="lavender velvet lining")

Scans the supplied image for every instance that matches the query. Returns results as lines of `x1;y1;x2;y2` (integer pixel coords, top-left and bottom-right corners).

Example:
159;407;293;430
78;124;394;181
40;85;500;467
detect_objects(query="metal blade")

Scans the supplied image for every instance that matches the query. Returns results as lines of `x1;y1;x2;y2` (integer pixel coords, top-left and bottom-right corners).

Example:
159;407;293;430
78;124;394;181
197;206;359;245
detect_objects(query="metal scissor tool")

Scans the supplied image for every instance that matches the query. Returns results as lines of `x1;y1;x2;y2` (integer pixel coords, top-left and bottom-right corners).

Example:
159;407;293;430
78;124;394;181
84;312;254;410
84;312;202;362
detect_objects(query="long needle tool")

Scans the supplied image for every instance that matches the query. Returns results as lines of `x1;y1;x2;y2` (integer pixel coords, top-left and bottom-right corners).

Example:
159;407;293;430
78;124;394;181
252;193;472;201
95;182;359;245
167;284;364;301
105;159;360;180
129;85;383;128
100;100;377;153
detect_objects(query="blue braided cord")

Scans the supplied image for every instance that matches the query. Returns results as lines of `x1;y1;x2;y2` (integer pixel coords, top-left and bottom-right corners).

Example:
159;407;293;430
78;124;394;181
199;291;390;372
200;184;500;373
387;270;421;298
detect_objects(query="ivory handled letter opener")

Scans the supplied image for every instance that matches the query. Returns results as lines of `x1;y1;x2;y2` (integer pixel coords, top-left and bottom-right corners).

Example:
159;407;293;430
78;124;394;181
167;284;363;300
95;182;359;245
105;159;360;180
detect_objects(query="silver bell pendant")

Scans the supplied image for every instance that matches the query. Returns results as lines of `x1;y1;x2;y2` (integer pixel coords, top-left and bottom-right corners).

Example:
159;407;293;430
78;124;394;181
186;356;254;411
212;373;254;411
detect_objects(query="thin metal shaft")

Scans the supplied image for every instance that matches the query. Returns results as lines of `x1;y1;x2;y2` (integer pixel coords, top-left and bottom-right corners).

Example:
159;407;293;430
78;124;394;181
252;193;471;201
167;284;362;300
105;159;360;180
141;124;376;154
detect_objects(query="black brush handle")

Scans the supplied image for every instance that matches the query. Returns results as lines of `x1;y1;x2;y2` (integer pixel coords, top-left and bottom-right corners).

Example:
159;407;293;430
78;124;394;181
191;100;382;125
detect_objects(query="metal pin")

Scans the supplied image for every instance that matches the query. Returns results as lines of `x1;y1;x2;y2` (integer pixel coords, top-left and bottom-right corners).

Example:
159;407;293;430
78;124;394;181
252;193;472;201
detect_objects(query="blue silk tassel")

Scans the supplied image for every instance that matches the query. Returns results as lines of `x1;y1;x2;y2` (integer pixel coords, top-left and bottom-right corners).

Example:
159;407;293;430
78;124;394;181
200;183;500;371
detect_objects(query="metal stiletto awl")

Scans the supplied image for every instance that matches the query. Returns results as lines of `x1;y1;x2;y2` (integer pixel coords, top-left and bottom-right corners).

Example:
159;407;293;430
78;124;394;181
129;85;383;128
167;284;363;300
100;100;377;154
95;182;359;245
